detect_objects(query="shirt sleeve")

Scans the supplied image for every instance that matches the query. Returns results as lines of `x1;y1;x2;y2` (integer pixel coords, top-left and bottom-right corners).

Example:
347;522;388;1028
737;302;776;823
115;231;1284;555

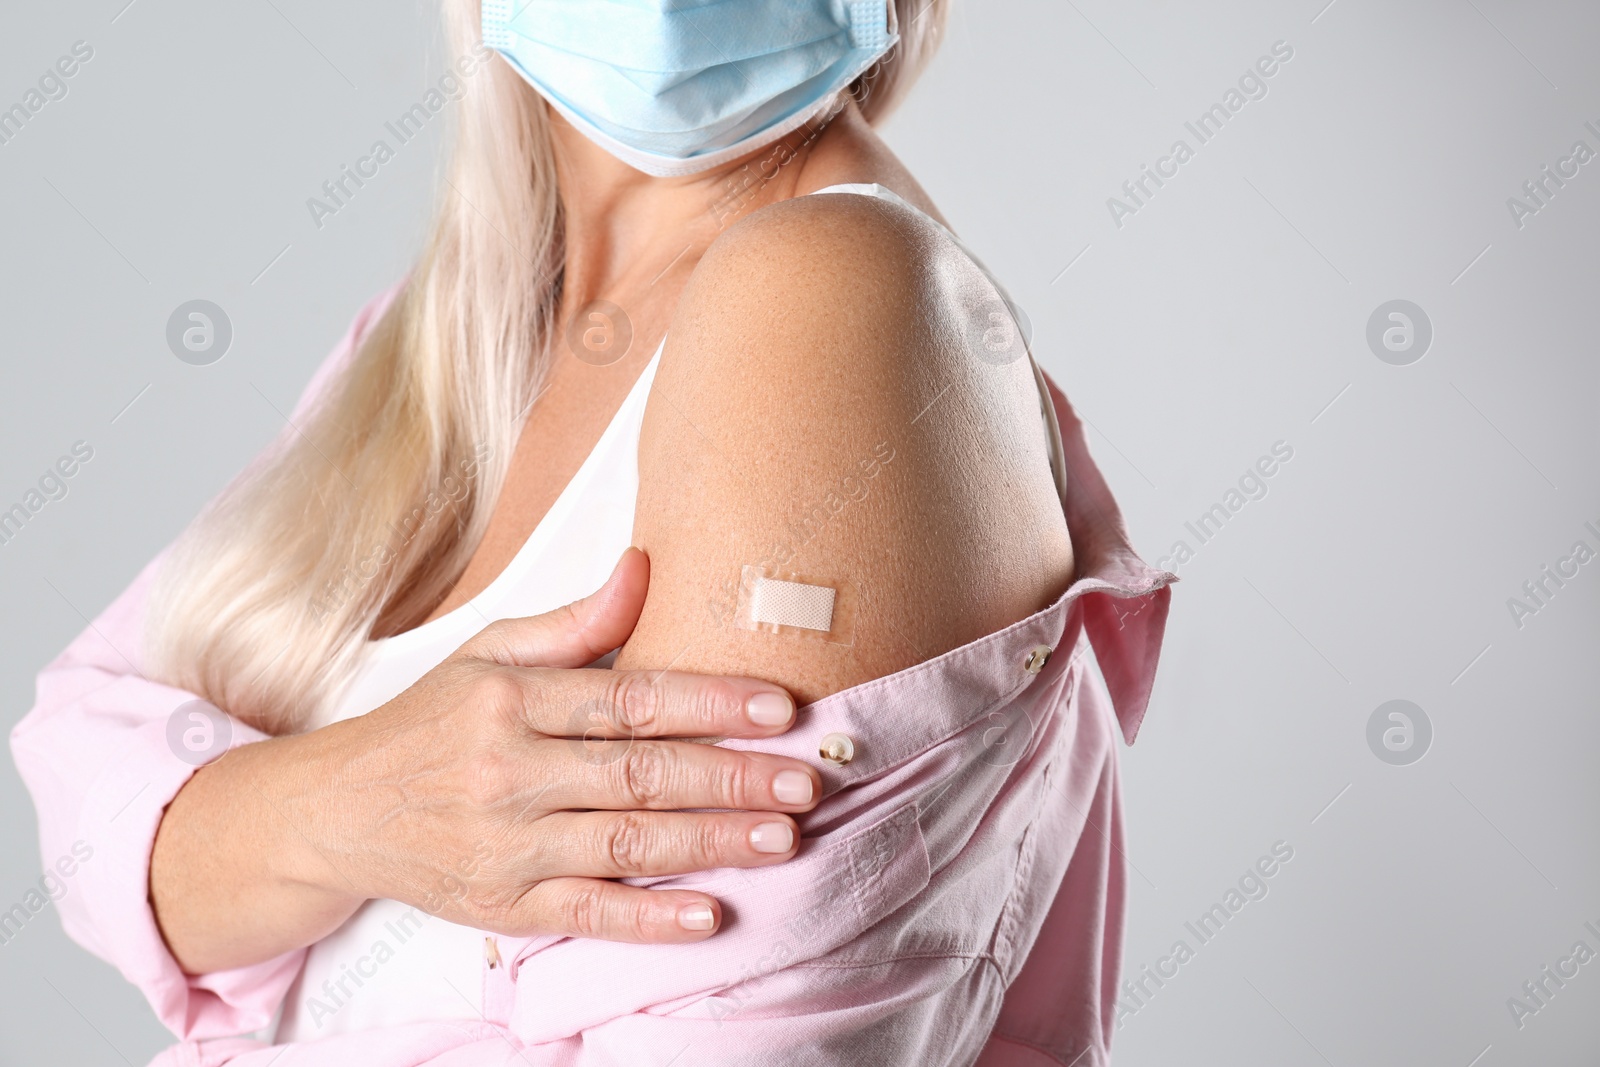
508;957;992;1067
8;281;404;1040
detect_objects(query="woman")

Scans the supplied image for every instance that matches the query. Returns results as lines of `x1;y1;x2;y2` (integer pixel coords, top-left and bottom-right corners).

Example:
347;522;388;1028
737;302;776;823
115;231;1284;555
12;1;1173;1064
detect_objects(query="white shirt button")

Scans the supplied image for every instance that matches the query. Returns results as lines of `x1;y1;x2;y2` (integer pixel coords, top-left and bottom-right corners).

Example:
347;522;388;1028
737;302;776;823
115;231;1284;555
819;733;855;766
484;936;501;970
1024;645;1053;674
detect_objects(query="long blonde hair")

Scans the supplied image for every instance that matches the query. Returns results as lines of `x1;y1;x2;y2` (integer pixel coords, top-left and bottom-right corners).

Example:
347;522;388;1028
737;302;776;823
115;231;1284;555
146;0;949;736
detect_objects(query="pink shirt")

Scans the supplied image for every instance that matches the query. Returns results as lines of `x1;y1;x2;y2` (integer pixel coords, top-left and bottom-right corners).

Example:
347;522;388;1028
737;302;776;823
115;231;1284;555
11;286;1173;1067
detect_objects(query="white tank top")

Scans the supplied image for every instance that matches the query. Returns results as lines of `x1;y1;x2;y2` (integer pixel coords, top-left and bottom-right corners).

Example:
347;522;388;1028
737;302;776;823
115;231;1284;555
274;183;1065;1041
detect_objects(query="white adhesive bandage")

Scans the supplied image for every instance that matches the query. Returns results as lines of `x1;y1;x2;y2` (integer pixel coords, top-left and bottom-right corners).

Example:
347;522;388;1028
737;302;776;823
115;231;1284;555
734;566;856;644
748;577;836;632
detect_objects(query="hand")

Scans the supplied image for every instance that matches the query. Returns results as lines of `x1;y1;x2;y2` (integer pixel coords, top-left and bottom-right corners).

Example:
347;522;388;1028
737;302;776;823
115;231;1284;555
315;548;817;943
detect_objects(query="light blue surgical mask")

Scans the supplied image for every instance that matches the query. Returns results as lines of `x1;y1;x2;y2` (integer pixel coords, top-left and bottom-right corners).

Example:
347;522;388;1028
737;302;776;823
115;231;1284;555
483;0;897;177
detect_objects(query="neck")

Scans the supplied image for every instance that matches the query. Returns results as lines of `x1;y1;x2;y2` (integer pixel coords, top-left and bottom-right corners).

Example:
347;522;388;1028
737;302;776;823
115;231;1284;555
550;99;869;309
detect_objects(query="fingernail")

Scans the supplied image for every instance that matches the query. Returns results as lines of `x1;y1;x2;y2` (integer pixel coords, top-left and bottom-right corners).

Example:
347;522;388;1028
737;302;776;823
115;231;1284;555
750;821;795;854
772;770;813;805
677;903;716;931
746;692;794;727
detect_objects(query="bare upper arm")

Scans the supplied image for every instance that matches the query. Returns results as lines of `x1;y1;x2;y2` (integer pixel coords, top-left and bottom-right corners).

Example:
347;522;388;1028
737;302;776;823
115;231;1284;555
615;192;1073;705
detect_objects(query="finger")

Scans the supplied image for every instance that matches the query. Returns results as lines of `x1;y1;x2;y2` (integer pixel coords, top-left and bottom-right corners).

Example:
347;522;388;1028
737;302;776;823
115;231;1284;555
465;548;650;669
542;810;801;879
515;665;796;739
540;738;820;814
517;877;725;943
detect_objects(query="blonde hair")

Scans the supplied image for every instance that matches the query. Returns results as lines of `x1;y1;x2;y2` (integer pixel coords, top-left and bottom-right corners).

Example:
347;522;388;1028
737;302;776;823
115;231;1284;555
146;0;950;736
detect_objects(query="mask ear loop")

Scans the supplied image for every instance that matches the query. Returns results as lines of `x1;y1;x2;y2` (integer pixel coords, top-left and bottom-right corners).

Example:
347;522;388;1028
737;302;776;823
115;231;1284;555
841;0;897;123
846;0;895;48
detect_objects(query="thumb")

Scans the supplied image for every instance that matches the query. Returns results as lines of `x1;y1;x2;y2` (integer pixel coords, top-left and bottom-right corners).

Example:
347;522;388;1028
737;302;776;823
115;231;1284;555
465;548;650;668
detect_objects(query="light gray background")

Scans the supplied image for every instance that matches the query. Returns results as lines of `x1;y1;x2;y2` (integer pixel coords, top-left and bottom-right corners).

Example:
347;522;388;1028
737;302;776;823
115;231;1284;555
2;0;1595;1064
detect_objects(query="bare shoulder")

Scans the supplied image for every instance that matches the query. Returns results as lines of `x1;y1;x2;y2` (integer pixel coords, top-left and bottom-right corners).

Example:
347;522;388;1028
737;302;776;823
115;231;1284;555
616;190;1074;704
